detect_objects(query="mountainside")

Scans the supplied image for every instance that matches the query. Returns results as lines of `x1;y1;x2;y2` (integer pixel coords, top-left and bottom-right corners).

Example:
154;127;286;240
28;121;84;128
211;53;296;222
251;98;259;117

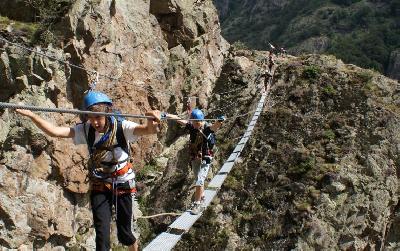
1;0;400;250
166;50;400;250
213;0;400;80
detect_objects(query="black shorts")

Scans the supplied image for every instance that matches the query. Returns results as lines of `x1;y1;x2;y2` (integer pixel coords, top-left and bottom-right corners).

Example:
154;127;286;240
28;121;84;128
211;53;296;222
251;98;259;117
90;191;136;250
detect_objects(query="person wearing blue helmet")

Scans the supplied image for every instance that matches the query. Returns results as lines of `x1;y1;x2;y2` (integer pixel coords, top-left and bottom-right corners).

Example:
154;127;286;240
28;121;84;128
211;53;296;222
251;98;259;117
84;91;113;109
163;109;225;215
15;90;161;251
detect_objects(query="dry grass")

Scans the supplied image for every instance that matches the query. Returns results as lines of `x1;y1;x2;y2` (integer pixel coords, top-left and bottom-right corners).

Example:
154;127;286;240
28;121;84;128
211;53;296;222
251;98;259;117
0;15;39;38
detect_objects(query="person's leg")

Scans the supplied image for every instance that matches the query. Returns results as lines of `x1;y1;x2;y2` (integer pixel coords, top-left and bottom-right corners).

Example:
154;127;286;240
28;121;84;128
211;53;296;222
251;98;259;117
115;193;137;250
195;160;211;199
194;185;204;202
190;160;211;214
191;158;203;200
128;242;138;251
90;191;112;251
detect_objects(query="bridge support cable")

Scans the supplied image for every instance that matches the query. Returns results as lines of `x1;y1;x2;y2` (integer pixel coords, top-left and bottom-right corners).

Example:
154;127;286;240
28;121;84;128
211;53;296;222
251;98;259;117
143;77;271;251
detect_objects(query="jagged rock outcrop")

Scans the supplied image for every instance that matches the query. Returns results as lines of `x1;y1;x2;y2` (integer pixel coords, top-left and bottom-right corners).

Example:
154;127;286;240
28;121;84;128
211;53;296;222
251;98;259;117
0;0;228;248
294;36;330;54
388;50;400;80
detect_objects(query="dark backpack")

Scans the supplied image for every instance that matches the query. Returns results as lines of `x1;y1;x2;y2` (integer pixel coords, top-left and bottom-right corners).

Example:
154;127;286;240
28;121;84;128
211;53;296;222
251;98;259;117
200;124;216;155
205;131;216;151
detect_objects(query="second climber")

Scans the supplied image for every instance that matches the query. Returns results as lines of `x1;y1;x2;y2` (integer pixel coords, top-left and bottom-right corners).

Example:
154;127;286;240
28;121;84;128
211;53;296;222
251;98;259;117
163;109;225;214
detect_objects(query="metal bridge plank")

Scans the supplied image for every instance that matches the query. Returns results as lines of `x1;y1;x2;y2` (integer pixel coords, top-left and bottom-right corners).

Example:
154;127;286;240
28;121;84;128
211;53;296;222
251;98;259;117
168;212;202;231
219;162;235;173
239;137;248;145
143;232;182;251
208;173;228;188
203;189;217;207
260;95;266;102
233;143;245;153
227;153;238;162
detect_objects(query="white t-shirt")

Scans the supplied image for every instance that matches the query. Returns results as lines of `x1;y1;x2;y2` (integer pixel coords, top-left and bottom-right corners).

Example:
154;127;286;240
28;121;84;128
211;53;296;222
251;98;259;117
72;120;139;183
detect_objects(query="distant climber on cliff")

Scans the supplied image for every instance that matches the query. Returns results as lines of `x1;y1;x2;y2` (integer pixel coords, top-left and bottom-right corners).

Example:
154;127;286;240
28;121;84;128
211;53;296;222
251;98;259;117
258;56;273;92
279;47;287;55
262;67;273;92
163;109;225;215
268;52;275;70
269;42;276;52
14;91;161;251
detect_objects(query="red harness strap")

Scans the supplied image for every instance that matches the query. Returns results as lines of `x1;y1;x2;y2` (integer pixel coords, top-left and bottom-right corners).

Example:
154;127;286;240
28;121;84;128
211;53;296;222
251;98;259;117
91;162;136;195
111;162;133;177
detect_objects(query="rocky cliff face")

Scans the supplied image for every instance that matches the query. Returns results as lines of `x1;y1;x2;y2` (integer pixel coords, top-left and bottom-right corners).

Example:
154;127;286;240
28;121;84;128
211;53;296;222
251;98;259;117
0;0;228;248
388;50;400;80
1;0;400;250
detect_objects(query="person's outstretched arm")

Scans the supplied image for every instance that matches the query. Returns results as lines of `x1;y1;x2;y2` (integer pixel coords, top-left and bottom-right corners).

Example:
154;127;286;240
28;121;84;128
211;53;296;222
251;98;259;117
15;109;74;138
210;116;225;132
164;113;188;126
133;110;162;136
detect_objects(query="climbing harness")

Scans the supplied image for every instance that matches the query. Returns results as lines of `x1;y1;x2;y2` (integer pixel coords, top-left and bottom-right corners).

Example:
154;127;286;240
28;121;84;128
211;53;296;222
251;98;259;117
83;116;133;178
83;115;136;221
91;178;136;195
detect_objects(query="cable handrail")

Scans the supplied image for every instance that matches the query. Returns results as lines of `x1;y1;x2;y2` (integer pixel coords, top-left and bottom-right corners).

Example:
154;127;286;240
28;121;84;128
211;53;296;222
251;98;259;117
0;36;253;108
0;102;254;122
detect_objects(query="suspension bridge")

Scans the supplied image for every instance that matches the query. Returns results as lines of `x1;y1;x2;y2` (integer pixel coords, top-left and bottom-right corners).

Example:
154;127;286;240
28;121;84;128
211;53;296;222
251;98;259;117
0;35;275;250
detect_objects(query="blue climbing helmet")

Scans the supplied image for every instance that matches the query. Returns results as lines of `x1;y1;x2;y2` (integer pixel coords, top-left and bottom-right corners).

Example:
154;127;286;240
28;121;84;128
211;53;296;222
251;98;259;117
83;91;112;109
190;109;204;120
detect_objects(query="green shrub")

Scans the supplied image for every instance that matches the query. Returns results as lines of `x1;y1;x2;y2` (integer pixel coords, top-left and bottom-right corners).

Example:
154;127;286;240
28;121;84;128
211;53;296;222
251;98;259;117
322;84;337;95
0;15;39;39
25;0;74;23
232;40;248;50
135;164;159;181
302;65;321;79
25;0;75;44
358;70;374;83
288;157;316;175
324;129;335;140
